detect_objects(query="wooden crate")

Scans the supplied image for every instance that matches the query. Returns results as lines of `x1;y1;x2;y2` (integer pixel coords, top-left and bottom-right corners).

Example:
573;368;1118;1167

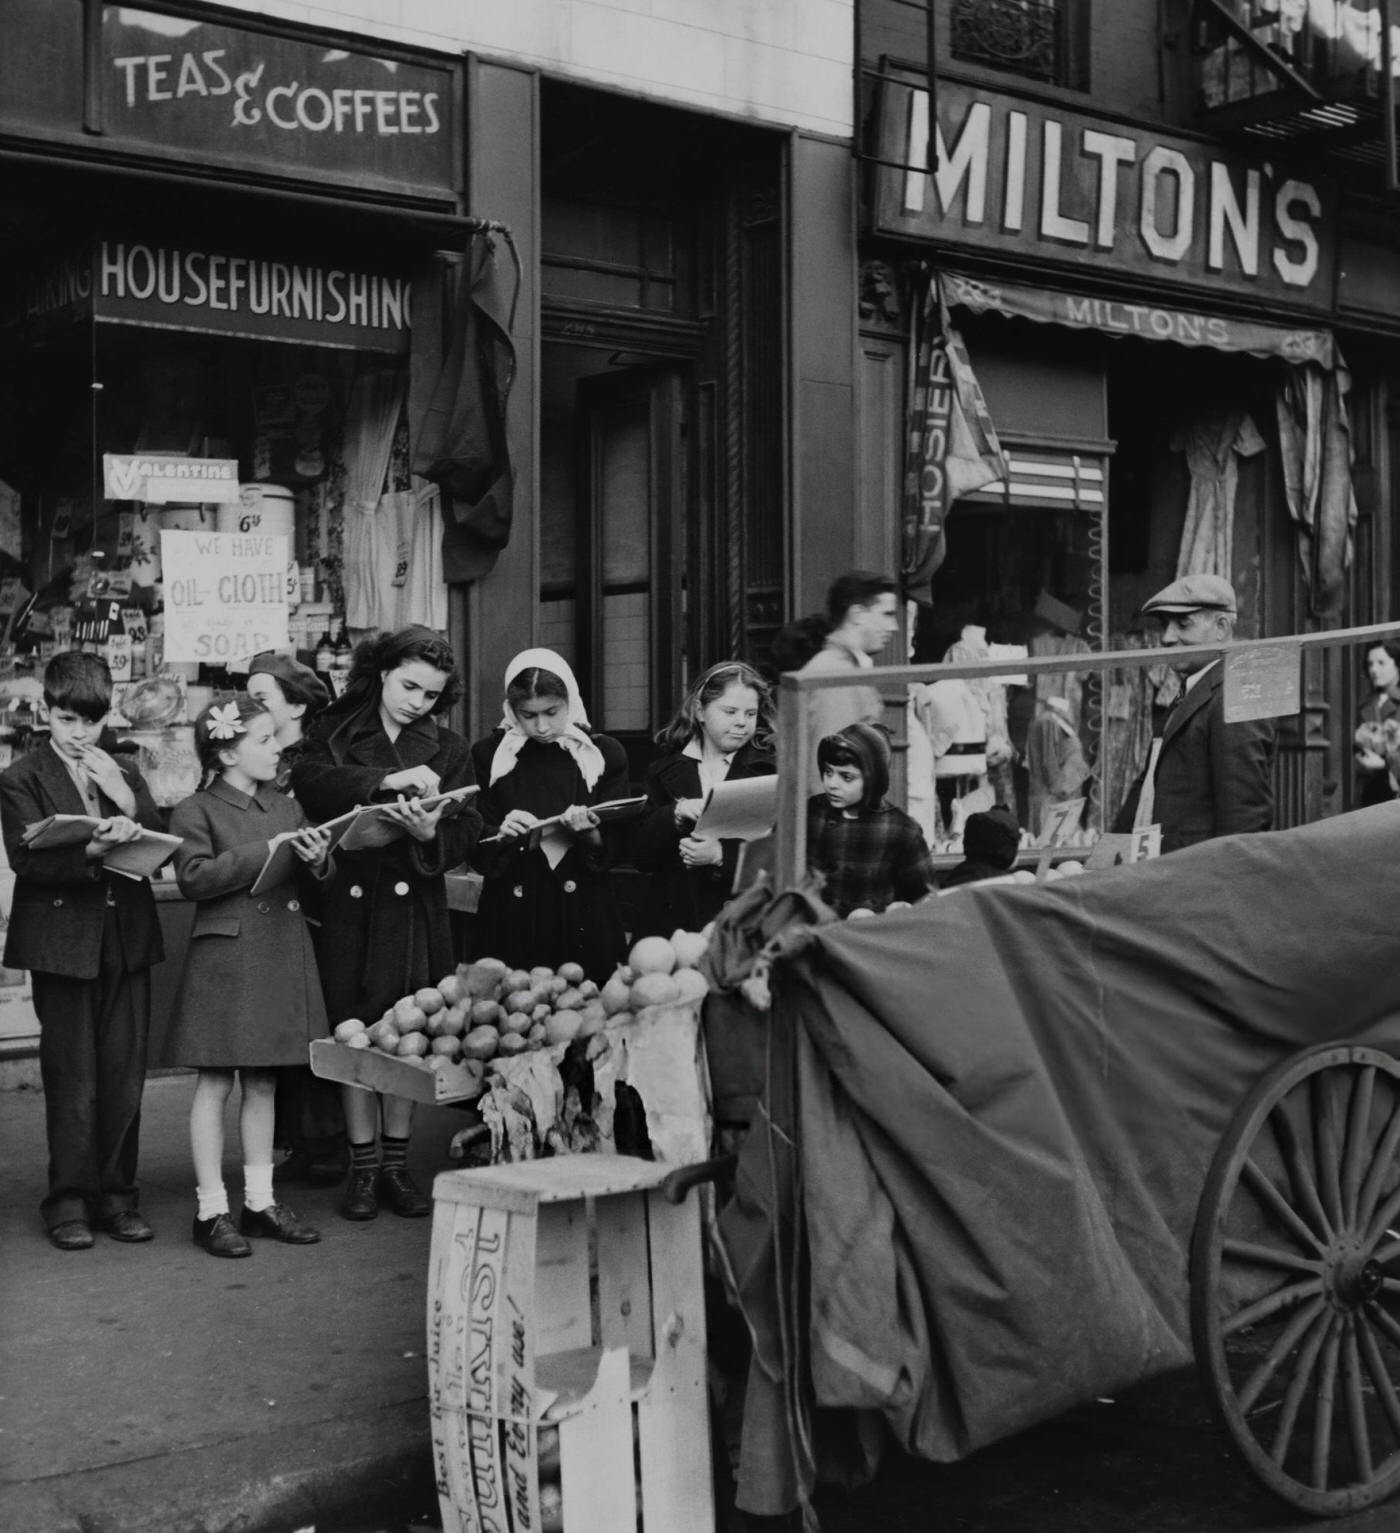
309;1038;484;1105
428;1154;713;1533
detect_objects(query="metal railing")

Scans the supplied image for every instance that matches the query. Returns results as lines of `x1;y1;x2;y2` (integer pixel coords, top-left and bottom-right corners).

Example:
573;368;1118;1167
773;620;1400;889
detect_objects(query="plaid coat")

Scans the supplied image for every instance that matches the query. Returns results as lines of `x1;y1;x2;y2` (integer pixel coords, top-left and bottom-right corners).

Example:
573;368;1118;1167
805;795;936;918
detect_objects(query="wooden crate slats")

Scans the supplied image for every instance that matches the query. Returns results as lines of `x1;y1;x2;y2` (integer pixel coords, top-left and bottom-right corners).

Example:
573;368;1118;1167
467;1205;512;1533
595;1189;655;1363
638;1190;713;1530
499;1208;542;1533
557;1348;638;1533
535;1199;592;1357
428;1201;484;1533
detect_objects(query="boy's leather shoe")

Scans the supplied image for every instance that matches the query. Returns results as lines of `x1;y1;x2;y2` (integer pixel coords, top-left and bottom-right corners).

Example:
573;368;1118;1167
240;1202;320;1244
192;1213;252;1258
340;1167;380;1221
99;1210;154;1242
49;1219;95;1251
377;1167;431;1218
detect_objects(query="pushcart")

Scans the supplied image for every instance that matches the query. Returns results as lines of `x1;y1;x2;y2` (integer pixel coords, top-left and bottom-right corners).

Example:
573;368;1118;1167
718;626;1400;1523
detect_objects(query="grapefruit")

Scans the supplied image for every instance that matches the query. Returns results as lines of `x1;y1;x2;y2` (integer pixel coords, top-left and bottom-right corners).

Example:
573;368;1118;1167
414;987;446;1015
669;929;709;969
628;935;677;975
630;971;680;1010
333;1018;366;1043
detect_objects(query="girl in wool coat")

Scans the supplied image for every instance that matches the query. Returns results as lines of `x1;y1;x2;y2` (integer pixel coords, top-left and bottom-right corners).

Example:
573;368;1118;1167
166;696;333;1259
632;661;775;939
289;626;481;1224
469;649;629;985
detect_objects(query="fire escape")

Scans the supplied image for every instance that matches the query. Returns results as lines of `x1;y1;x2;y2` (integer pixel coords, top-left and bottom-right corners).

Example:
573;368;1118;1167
1190;0;1399;193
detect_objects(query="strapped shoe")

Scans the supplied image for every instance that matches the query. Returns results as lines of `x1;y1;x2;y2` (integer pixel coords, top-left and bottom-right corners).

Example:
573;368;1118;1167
193;1212;253;1258
340;1167;380;1221
377;1166;431;1218
99;1210;154;1243
49;1219;95;1251
239;1202;321;1245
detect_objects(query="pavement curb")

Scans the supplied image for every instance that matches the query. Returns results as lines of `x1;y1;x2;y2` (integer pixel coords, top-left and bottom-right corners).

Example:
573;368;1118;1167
0;1398;437;1533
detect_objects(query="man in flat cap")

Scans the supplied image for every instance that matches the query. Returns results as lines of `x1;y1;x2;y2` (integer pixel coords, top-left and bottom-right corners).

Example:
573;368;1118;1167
1116;574;1275;853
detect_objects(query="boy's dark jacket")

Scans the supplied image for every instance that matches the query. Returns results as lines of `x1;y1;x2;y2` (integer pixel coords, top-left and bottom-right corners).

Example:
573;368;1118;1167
0;742;165;978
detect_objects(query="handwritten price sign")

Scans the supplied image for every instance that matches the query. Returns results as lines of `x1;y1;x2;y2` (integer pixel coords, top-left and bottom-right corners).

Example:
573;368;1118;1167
160;530;289;662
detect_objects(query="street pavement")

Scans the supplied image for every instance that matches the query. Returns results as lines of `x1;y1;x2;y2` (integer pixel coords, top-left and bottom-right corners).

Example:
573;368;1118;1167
0;1070;452;1533
6;1071;1400;1533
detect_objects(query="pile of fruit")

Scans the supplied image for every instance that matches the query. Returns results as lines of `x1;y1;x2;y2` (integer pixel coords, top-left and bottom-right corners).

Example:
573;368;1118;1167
330;927;713;1069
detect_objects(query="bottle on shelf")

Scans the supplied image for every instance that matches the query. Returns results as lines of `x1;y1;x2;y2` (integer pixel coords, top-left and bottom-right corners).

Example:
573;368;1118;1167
314;631;335;675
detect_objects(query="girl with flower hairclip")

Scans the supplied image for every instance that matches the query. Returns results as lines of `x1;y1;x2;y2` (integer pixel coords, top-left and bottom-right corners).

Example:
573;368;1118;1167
165;694;333;1259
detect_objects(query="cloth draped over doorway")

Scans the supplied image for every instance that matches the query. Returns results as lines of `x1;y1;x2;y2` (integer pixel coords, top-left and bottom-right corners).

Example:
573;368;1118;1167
409;231;519;586
1275;362;1360;616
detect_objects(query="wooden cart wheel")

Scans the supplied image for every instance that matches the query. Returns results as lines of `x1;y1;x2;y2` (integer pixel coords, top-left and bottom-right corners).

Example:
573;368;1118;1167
1191;1044;1400;1516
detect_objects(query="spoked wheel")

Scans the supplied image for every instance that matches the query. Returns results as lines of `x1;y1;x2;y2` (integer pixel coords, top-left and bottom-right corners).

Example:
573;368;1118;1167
1191;1044;1400;1516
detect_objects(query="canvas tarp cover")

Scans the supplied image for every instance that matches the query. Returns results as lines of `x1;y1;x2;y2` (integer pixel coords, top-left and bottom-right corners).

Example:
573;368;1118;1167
719;804;1400;1513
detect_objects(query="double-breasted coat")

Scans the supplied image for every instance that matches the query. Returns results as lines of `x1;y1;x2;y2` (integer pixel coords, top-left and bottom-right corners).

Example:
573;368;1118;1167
0;739;165;978
165;779;328;1067
469;731;630;984
290;709;481;1025
630;741;775;938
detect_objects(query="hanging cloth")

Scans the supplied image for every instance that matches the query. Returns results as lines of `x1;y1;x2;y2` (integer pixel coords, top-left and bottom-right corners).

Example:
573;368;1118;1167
395;476;448;631
409;233;519;584
1172;409;1265;580
1275;360;1359;616
489;647;606;791
340;366;407;630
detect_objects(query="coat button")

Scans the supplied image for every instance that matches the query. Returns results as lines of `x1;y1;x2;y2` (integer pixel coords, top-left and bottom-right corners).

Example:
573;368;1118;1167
52;897;63;908
512;885;524;899
287;899;300;912
563;880;578;894
257;901;271;914
349;885;363;899
394;881;410;896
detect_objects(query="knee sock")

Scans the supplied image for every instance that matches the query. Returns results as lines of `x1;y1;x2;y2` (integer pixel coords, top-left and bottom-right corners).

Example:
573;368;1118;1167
196;1184;229;1222
244;1164;274;1213
349;1140;378;1174
380;1134;409;1172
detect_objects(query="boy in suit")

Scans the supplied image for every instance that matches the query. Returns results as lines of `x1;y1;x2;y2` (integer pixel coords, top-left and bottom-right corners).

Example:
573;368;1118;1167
0;652;166;1249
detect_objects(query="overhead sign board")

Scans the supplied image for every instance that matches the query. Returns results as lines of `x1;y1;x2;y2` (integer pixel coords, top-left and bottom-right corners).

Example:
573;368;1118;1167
873;75;1337;314
0;0;461;207
9;241;410;354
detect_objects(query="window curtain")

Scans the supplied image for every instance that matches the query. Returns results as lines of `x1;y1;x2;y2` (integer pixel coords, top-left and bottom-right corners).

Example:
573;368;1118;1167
340;366;408;632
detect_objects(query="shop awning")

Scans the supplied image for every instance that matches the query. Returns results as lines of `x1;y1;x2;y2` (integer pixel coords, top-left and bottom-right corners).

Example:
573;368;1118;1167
941;271;1336;368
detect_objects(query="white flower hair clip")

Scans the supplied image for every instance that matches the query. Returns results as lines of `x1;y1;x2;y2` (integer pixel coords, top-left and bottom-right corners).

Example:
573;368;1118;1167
206;702;246;741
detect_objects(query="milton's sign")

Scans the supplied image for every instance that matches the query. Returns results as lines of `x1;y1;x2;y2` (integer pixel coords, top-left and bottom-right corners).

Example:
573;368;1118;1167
874;76;1336;312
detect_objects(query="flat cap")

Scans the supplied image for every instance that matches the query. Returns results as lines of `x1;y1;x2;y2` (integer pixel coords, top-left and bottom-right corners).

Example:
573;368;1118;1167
248;650;331;712
1141;573;1237;617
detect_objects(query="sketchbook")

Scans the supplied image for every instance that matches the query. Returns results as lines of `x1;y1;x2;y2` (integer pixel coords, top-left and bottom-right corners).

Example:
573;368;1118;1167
690;775;778;842
247;785;481;897
21;813;182;880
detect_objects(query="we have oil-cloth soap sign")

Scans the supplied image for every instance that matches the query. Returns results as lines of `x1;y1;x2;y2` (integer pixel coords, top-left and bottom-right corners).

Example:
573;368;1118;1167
160;530;289;663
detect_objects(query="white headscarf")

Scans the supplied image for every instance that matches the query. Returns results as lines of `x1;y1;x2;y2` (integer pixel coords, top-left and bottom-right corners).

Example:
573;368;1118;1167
489;648;606;790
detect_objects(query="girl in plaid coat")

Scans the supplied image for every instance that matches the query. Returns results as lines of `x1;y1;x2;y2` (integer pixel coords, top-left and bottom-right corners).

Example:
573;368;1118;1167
807;723;936;917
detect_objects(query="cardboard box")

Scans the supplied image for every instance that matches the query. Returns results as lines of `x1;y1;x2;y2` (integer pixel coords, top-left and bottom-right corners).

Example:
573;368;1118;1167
310;1037;484;1104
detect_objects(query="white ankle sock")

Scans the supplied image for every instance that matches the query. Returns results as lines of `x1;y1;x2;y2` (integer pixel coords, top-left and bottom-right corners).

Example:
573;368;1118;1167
196;1184;229;1221
243;1164;275;1213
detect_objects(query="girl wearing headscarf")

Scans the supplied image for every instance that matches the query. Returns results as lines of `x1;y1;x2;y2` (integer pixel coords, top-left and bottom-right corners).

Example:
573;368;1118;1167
469;649;629;983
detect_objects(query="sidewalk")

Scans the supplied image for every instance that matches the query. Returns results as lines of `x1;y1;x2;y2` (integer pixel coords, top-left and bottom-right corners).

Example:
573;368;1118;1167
0;1071;468;1533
